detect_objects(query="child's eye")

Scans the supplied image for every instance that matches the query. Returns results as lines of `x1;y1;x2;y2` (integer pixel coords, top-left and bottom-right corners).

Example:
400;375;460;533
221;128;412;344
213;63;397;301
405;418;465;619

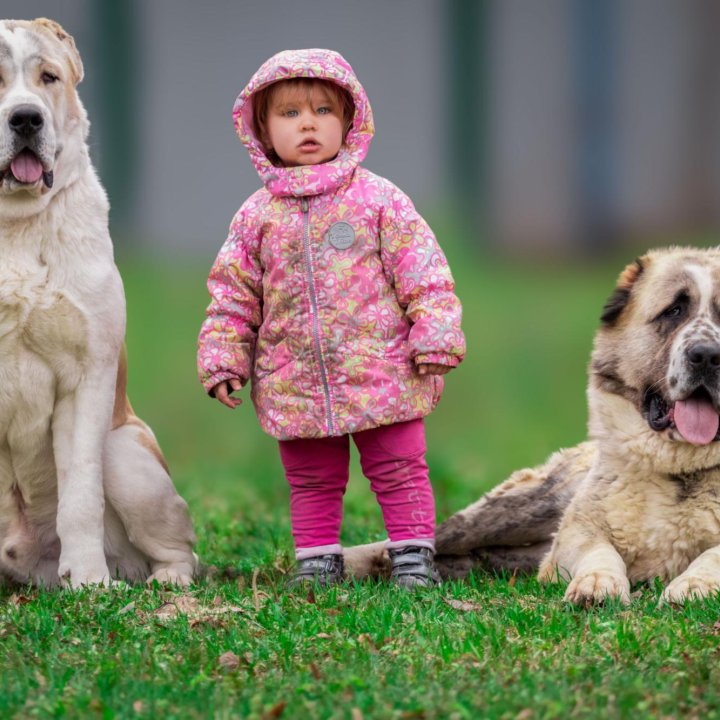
317;107;331;115
284;109;298;118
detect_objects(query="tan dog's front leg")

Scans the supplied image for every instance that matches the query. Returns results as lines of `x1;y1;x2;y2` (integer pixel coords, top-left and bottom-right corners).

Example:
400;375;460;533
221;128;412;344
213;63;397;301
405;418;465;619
55;363;116;587
560;545;630;605
661;547;720;604
539;522;630;606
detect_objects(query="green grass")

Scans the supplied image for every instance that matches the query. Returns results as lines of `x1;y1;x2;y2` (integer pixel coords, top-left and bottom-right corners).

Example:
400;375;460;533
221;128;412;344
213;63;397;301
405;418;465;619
3;236;720;718
5;578;720;718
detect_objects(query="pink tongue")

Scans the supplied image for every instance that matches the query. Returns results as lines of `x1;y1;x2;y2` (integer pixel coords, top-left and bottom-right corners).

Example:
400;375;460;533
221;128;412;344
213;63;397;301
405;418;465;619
10;150;43;183
674;397;720;445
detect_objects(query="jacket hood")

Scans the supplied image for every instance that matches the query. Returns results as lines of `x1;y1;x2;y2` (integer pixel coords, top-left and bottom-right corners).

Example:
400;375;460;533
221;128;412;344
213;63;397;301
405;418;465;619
232;49;374;197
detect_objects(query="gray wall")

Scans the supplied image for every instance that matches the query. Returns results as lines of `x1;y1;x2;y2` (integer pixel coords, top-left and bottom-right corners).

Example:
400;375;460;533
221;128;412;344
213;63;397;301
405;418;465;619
491;0;720;252
491;0;577;250
4;0;447;253
136;0;445;252
4;1;720;253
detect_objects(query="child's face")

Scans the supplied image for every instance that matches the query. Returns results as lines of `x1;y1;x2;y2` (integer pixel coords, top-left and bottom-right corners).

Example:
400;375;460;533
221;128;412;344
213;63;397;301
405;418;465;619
265;83;344;167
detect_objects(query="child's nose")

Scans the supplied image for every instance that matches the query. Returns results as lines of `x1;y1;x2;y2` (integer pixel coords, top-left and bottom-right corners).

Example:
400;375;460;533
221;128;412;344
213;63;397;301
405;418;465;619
300;112;316;129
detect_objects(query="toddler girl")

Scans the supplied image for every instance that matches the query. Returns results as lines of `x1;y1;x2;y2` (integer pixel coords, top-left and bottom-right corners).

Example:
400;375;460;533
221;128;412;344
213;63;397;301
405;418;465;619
197;49;465;588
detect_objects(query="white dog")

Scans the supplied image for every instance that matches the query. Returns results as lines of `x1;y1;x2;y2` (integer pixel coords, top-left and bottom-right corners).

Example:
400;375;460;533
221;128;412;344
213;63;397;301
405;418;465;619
0;18;196;587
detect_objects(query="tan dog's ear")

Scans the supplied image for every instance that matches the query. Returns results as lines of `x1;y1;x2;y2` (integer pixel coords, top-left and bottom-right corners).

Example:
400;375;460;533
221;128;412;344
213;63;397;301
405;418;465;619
32;18;84;84
600;257;645;326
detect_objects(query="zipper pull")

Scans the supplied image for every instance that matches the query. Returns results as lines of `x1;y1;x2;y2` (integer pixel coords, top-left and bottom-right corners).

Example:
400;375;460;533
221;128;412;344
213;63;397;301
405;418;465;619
301;197;308;213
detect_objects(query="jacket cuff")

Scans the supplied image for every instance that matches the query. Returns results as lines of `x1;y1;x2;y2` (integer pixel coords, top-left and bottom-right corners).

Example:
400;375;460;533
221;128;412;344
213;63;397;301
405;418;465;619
414;353;460;368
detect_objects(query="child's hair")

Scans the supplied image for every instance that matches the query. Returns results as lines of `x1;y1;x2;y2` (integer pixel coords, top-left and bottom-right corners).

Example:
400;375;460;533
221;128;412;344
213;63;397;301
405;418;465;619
252;78;355;166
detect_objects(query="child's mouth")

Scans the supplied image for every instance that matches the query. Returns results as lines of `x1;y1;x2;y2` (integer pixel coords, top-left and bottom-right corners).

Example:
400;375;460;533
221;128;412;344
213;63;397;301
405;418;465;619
299;140;320;151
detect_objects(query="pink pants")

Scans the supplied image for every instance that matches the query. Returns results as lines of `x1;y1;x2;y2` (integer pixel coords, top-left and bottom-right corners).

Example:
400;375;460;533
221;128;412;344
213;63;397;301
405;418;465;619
278;418;436;558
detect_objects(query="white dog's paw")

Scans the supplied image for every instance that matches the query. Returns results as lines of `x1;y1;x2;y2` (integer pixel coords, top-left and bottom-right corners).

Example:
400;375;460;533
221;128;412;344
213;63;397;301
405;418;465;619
59;555;111;589
661;573;720;605
564;571;631;606
59;565;112;589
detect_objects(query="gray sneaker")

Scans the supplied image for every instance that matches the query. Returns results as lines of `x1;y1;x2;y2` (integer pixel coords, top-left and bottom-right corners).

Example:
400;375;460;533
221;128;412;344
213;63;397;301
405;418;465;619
388;546;441;588
286;553;345;589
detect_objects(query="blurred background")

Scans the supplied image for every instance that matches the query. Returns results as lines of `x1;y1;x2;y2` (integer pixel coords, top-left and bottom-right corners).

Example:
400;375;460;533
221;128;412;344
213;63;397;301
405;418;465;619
6;1;720;554
9;0;720;254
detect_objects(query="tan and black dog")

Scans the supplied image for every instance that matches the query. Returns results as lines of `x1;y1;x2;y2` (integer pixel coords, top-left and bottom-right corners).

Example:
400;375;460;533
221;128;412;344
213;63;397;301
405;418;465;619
346;247;720;605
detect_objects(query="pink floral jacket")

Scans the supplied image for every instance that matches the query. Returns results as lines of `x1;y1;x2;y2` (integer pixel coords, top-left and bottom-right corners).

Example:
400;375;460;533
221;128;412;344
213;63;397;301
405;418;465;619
197;49;465;440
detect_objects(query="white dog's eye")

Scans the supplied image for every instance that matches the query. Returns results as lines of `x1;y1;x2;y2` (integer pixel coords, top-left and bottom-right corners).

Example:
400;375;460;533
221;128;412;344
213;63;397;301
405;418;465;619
41;71;59;85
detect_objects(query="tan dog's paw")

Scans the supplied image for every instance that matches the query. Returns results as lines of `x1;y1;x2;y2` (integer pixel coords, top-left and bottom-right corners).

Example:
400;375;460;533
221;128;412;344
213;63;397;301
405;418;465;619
343;541;390;579
564;571;631;606
538;560;564;584
661;573;720;605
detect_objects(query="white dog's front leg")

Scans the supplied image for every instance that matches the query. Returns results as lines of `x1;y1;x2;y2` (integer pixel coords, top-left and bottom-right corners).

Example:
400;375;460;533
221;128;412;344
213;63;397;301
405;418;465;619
55;363;116;587
661;547;720;604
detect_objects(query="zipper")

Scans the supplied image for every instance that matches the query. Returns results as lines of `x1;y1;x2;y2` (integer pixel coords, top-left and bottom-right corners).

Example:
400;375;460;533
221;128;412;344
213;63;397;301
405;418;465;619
301;196;335;434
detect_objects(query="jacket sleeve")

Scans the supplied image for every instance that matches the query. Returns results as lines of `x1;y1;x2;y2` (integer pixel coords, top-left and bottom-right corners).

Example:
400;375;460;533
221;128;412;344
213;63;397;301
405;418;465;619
379;185;466;368
197;207;263;394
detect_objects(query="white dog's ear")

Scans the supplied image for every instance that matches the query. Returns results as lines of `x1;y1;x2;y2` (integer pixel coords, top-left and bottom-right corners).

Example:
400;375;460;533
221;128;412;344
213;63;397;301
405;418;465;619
32;18;84;85
600;258;645;326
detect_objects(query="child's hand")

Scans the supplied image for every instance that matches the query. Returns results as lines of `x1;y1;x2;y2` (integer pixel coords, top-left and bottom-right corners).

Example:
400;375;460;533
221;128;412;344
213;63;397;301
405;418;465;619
213;378;243;409
417;363;452;376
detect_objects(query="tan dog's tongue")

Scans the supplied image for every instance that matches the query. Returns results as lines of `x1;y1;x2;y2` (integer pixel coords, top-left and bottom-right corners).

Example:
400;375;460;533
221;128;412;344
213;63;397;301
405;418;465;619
674;397;720;445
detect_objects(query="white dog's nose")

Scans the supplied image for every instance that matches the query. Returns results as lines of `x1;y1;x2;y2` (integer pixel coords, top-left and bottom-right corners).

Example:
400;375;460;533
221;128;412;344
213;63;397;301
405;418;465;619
9;104;44;137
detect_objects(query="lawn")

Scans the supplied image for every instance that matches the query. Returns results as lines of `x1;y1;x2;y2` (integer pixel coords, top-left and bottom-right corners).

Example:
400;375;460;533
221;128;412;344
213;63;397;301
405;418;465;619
3;234;720;718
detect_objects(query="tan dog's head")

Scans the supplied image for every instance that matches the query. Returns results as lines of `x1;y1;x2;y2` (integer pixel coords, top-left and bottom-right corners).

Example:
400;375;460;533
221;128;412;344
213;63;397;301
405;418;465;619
0;18;87;217
590;247;720;465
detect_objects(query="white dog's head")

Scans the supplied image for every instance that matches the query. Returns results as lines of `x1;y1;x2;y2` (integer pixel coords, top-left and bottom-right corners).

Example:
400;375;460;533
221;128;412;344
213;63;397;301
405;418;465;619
0;18;87;218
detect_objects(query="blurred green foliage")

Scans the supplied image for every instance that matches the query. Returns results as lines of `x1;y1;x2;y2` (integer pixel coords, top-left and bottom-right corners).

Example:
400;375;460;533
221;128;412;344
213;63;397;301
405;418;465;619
118;227;631;537
4;234;713;718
